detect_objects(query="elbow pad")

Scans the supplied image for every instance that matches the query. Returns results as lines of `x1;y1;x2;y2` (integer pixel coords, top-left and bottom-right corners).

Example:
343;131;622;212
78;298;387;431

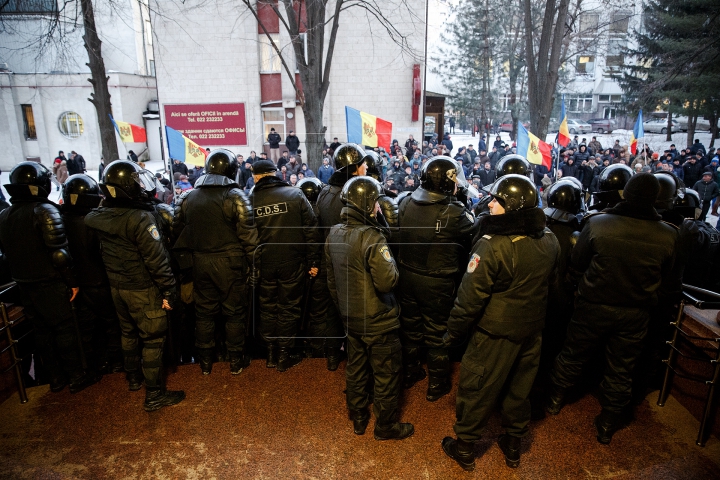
226;188;253;227
378;196;399;229
34;202;68;249
51;248;73;270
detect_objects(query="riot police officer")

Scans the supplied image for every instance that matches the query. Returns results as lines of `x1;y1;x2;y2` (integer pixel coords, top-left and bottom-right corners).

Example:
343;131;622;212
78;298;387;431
315;143;368;369
85;160;184;411
441;174;560;471
588;163;633;212
61;174;122;375
173;149;258;375
474;155;531;216
396;156;478;401
250;160;320;372
325;176;414;440
547;173;680;444
0;162;98;393
363;150;399;233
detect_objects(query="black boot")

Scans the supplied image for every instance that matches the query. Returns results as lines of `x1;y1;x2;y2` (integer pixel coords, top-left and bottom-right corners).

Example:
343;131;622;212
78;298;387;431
266;345;278;369
144;386;186;412
373;422;414;441
197;348;213;375
229;352;250;375
426;378;451;402
545;385;567;415
403;365;426;389
126;370;144;391
50;375;67;393
68;371;102;394
594;410;627;445
497;434;522;468
326;346;341;371
277;347;302;372
350;409;370;435
441;436;476;471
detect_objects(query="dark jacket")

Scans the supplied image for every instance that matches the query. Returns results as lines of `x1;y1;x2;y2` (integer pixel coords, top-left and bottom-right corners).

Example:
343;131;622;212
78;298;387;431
285;134;300;152
317;170;352;234
267;132;281;149
0;197;76;286
61;206;109;287
172;161;189;177
172;174;257;258
250;175;320;266
326;206;399;335
683;160;704;187
571;201;679;308
478;168;496;187
318;165;334;183
397;188;478;276
692;179;719;202
446;208;560;340
85;201;175;291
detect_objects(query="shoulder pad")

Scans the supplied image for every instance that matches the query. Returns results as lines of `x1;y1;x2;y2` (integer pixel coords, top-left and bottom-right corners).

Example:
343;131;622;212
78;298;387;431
569;230;581;247
155;202;174;218
660;220;679;231
174;190;192;207
33;201;61;216
227;187;251;203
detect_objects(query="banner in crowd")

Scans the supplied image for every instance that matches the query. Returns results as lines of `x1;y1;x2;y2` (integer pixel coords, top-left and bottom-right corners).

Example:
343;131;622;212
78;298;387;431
110;115;147;143
630;110;644;155
345;106;392;151
165;125;207;166
517;123;552;169
558;96;570;147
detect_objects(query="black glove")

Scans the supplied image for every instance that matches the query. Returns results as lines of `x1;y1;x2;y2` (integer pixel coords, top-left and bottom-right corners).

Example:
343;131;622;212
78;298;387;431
162;288;179;310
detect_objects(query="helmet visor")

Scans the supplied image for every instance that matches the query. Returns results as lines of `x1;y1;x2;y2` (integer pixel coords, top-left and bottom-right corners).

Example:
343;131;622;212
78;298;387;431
447;159;469;189
132;170;158;193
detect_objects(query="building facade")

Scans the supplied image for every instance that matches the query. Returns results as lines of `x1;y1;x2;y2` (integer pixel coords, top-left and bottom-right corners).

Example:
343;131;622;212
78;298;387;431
0;0;157;171
150;0;427;165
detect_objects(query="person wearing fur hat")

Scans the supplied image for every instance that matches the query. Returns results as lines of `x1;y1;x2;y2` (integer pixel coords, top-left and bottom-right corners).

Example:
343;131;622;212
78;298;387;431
546;173;680;445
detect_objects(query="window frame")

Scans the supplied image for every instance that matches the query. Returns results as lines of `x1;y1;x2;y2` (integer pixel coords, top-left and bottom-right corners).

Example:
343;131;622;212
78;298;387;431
21;104;37;140
575;55;596;75
259;33;282;73
58;111;84;139
262;108;286;144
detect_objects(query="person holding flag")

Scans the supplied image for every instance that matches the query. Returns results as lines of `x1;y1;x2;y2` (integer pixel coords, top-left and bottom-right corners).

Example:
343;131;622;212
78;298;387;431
630;110;644;157
557;96;571;148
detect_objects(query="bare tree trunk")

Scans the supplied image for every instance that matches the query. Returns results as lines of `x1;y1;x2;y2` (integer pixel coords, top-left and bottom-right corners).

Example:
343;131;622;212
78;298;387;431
709;112;718;148
523;0;571;139
81;0;119;164
687;112;698;148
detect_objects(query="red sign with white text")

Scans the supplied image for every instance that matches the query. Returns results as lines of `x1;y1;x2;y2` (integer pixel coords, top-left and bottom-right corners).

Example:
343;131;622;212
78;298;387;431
164;103;247;146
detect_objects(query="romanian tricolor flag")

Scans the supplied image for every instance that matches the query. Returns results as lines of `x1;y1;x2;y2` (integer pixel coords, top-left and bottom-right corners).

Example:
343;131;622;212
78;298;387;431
165;125;208;166
345;106;392;151
110;115;147;143
558;95;570;147
517;123;552;170
630;110;644;155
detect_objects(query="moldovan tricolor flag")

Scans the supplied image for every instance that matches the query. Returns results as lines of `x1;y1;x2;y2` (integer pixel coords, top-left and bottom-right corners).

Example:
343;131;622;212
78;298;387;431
165;125;207;166
110;115;147;143
630;110;644;155
558;96;570;147
345;106;392;151
517;123;552;170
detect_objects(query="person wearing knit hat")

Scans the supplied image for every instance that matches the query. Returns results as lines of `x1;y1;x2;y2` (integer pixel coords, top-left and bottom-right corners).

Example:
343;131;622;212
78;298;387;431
547;171;679;445
693;170;719;221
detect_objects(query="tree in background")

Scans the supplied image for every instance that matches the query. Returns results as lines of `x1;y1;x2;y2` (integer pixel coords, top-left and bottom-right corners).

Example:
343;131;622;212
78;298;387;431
621;0;720;147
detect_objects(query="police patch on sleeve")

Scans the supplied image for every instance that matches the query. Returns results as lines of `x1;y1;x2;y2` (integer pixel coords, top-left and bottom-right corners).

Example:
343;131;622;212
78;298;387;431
467;253;481;273
147;225;161;241
380;245;393;263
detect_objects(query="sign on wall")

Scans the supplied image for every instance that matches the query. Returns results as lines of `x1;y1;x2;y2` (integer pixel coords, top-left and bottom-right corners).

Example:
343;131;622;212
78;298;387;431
164;103;247;146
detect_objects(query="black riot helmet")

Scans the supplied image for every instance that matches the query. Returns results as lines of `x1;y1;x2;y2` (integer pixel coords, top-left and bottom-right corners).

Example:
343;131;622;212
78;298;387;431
62;174;102;208
6;161;52;198
483;174;539;212
420;156;460;195
545;179;584;215
362;150;383;180
654;171;682;211
674;188;702;219
341;176;383;215
297;177;323;203
598;164;633;193
205;148;238;180
100;160;157;201
333;143;366;172
495;154;531;178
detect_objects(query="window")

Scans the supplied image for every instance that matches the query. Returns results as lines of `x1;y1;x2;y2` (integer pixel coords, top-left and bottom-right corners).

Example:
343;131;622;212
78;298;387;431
498;95;512;112
576;55;595;75
609;11;630;35
598;94;622;103
259;34;281;73
149;59;155;77
606;39;625;68
567;94;593;113
603;107;617;119
262;108;285;142
579;13;599;35
295;33;308;72
0;0;56;15
21;105;37;140
58;112;84;139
